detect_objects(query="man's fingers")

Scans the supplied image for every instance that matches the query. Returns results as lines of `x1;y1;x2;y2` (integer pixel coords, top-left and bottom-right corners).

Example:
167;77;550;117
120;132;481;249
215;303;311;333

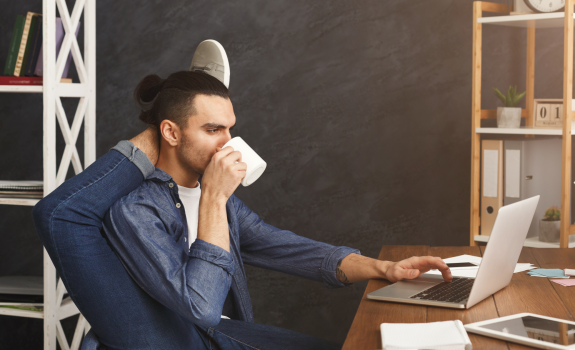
214;146;234;160
409;256;449;271
231;162;248;172
440;267;453;282
226;150;242;163
403;269;421;280
415;257;453;282
415;256;452;281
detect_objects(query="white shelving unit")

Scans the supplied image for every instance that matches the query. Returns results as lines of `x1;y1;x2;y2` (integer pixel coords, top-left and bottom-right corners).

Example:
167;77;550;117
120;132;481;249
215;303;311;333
0;0;96;349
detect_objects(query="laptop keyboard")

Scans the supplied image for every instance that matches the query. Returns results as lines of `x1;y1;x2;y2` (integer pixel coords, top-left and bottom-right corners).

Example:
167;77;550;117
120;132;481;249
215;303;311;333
409;277;474;304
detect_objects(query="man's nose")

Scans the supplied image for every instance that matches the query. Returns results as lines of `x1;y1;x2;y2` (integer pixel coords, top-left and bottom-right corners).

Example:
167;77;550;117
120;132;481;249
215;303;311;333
219;131;232;148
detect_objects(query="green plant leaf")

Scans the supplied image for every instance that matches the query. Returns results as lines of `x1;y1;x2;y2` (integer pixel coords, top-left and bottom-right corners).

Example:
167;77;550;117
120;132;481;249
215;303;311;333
506;88;513;107
493;88;507;105
513;91;526;106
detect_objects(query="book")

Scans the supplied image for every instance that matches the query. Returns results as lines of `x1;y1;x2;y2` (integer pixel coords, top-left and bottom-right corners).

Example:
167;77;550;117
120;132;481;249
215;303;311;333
13;12;41;77
24;16;42;76
0;180;43;190
0;305;43;312
3;15;25;75
0;76;72;85
0;193;43;198
21;15;40;76
34;18;80;79
0;180;43;197
380;320;472;350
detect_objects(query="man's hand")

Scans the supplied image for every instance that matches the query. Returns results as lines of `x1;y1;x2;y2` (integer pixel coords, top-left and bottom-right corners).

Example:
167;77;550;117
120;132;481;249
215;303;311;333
383;256;452;283
197;146;246;253
201;147;247;203
336;254;452;285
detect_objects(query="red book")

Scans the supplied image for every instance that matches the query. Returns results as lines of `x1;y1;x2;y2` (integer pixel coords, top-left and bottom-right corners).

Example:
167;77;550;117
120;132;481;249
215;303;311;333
0;76;72;85
0;76;42;85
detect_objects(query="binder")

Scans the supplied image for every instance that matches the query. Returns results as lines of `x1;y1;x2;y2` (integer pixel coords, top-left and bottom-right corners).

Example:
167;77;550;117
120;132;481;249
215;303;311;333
503;141;523;206
502;139;562;239
481;140;503;236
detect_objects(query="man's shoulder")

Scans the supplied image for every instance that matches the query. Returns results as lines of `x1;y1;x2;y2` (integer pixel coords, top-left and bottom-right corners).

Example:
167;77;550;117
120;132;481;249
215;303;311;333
110;178;170;214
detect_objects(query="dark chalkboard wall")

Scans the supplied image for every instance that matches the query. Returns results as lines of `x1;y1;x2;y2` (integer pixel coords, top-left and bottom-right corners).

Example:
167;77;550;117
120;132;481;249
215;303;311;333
0;0;568;348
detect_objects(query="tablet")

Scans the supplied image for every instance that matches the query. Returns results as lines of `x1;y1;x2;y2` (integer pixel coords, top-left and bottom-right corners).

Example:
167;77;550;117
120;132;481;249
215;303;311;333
465;313;575;350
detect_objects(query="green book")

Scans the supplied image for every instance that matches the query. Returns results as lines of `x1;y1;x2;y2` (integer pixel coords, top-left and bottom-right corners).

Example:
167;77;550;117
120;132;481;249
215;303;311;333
0;305;43;312
3;15;25;76
20;16;39;75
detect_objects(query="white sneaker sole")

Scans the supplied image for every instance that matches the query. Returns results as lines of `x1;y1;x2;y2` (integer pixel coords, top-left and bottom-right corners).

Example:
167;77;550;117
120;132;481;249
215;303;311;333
190;39;230;88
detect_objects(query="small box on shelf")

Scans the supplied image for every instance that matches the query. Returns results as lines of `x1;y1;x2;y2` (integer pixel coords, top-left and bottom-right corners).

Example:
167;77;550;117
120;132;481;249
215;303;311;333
533;99;575;128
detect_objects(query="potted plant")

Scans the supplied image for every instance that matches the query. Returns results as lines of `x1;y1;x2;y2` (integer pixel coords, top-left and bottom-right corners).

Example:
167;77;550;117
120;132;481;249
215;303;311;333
493;86;526;128
539;206;561;242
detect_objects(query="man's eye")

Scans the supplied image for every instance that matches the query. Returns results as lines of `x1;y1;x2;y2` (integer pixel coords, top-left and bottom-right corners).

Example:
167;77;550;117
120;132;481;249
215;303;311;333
208;129;218;133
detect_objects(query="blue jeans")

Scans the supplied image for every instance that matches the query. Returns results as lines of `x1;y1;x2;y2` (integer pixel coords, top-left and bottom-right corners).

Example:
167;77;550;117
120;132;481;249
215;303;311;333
32;141;340;350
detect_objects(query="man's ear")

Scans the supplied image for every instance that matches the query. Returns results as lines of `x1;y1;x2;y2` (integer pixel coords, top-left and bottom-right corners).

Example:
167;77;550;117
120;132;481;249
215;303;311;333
159;120;180;147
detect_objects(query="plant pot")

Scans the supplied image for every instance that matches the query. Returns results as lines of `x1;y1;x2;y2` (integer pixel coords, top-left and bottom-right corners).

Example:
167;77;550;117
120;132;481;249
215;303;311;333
539;220;561;242
497;107;522;128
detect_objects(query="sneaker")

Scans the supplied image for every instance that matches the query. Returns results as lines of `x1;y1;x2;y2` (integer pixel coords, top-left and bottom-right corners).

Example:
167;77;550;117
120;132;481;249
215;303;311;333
189;39;230;88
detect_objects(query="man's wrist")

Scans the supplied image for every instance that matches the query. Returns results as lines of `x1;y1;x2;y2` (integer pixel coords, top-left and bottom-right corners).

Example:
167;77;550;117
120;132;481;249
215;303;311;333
201;189;228;207
379;261;393;280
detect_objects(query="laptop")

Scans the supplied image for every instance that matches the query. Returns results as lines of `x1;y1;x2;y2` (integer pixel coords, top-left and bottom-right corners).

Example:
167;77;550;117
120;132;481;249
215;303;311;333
367;195;540;309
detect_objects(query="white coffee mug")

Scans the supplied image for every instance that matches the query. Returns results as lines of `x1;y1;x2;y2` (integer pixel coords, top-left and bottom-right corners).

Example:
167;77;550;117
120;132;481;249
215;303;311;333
222;137;267;187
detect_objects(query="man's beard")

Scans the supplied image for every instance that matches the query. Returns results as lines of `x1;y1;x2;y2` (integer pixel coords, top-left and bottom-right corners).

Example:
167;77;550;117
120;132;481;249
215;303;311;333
178;134;207;176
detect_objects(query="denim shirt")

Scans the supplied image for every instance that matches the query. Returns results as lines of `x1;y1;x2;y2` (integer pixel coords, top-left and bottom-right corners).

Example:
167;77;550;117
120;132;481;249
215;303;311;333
103;167;360;328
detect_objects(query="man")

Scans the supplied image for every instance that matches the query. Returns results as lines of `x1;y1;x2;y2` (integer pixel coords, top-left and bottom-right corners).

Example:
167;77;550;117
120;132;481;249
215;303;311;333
33;40;451;350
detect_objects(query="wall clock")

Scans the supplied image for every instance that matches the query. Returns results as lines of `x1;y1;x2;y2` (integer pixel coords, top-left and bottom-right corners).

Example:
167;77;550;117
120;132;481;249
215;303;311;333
522;0;565;13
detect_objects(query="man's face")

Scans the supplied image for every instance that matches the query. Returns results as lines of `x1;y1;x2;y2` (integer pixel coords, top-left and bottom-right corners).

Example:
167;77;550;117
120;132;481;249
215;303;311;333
176;94;236;175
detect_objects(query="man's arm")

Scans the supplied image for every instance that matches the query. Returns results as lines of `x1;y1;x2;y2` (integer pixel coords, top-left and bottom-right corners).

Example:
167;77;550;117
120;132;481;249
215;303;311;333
234;195;360;289
336;253;452;284
103;196;235;328
197;146;247;252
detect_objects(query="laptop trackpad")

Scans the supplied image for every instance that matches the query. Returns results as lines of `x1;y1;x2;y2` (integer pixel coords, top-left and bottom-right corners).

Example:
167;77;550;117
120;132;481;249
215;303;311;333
370;273;444;298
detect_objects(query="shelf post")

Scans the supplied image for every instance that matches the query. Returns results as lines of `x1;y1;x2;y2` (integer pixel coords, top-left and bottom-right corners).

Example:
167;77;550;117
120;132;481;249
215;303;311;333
525;27;535;129
470;2;483;245
470;2;511;246
560;0;574;248
42;0;58;348
84;0;96;167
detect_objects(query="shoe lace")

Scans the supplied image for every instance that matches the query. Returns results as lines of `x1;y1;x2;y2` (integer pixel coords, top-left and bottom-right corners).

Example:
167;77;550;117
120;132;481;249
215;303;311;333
191;66;211;72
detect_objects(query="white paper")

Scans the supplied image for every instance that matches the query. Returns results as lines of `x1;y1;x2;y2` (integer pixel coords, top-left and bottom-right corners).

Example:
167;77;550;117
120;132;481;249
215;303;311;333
483;150;499;197
505;150;520;198
381;320;471;350
425;255;536;278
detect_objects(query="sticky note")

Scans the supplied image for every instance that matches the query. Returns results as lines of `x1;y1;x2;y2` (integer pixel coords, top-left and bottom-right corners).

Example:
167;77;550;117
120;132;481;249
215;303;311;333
551;279;575;287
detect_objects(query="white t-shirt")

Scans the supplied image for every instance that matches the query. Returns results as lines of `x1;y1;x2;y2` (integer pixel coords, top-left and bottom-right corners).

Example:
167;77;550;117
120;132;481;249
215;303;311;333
178;182;231;320
177;182;201;248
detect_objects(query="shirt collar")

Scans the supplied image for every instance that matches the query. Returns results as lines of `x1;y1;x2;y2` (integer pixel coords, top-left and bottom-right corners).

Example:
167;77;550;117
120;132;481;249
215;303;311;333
146;167;174;183
146;167;203;185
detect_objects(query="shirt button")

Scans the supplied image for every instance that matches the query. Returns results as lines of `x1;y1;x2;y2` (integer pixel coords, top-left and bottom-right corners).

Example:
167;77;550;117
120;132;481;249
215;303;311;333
176;203;181;208
184;237;187;242
169;183;174;188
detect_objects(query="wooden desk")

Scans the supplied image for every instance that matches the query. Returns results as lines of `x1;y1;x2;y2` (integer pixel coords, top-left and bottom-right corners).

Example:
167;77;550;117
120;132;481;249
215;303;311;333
342;246;575;350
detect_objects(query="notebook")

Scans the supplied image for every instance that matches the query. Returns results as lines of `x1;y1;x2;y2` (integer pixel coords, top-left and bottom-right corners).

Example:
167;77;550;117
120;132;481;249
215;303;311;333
380;320;472;350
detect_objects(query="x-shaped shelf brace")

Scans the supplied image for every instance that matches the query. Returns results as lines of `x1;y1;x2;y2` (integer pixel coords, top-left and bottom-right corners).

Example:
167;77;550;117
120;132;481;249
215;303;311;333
49;0;92;349
54;0;90;188
55;279;90;350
